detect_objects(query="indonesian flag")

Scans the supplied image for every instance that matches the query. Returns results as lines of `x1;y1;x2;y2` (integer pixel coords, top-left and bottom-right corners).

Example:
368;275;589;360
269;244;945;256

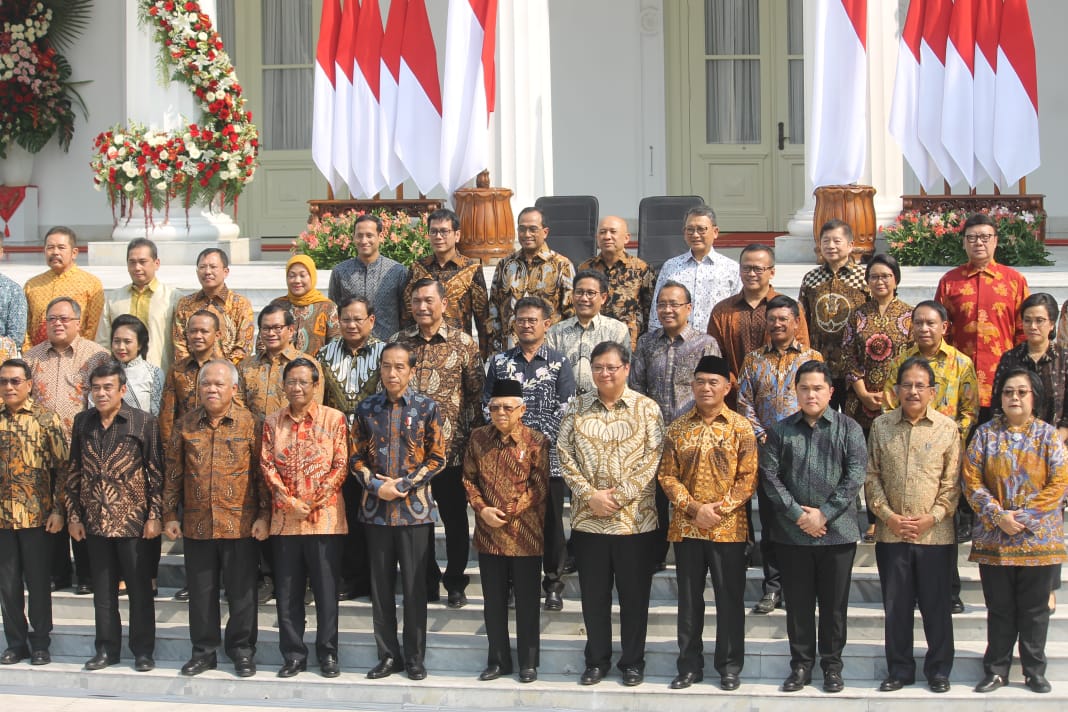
379;0;406;190
395;0;442;195
890;0;939;191
333;0;360;196
917;0;963;188
312;0;342;192
994;0;1040;187
808;0;867;187
440;0;498;196
352;0;386;198
973;0;1003;186
942;0;979;186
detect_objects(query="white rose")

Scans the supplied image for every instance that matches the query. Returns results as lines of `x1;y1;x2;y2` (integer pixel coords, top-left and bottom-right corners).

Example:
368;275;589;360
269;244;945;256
219;171;231;180
150;168;162;180
122;161;138;178
118;147;128;158
188;146;202;159
113;134;125;145
156;182;168;191
159;149;169;160
124;182;135;192
198;32;207;41
205;91;215;102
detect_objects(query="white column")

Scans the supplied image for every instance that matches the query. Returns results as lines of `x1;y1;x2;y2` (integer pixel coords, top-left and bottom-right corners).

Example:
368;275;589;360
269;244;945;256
639;1;668;199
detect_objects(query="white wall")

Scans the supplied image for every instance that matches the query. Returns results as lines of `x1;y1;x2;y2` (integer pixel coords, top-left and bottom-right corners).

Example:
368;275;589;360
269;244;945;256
1027;1;1068;235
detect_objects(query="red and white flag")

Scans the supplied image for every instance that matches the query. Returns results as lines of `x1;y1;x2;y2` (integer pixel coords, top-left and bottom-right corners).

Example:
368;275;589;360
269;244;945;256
352;0;385;198
333;0;360;196
312;0;342;192
942;0;979;186
808;0;867;187
994;0;1040;187
890;0;939;191
917;0;963;188
395;0;442;195
378;0;407;190
973;0;1003;186
440;0;498;196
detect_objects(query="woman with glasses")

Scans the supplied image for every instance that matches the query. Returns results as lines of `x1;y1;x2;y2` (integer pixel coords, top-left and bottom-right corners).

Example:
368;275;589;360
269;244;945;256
272;254;339;356
964;368;1068;694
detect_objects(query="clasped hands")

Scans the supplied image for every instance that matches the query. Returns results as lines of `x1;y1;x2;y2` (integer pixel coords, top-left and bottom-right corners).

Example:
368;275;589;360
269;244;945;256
885;512;936;541
796;506;828;538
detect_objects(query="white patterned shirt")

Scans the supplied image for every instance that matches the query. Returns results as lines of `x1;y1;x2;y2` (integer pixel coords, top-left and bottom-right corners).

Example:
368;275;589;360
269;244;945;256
649;249;742;333
545;313;630;394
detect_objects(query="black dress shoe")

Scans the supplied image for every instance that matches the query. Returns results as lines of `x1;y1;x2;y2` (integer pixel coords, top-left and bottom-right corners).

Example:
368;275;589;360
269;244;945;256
367;656;399;679
446;590;467;609
879;677;908;691
951;597;965;614
173;587;190;601
974;673;1007;693
562;557;578;574
621;665;644;686
320;654;340;678
277;659;306;678
579;666;606;685
406;661;427;680
30;650;50;666
234;656;256;677
519;667;537;683
0;649;26;665
544;590;563;611
751;592;782;615
75;583;93;595
929;676;951;693
720;672;741;690
654;561;668;573
1026;674;1052;693
84;652;117;670
479;664;506;681
134;655;155;672
670;671;702;689
782;668;812;692
180;656;217;676
823;670;844;693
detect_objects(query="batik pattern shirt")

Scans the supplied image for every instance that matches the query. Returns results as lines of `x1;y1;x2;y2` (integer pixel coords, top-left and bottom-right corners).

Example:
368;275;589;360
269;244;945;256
66;404;164;538
577;253;655;350
883;341;979;441
736;341;824;440
316;336;384;426
706;287;811;379
657;406;758;543
462;423;550;557
964;416;1068;566
630;325;722;423
271;297;340;357
992;342;1068;427
23;264;104;351
649;249;741;335
865;407;961;545
557;388;665;535
403;254;491;357
545;314;630;394
388;324;484;466
797;260;869;379
759;408;867;546
841;298;913;429
936;261;1028;408
238;345;323;421
159;352;219;443
172;286;256;365
0;399;68;529
0;336;18;362
487;246;575;352
350;389;446;526
24;336;111;438
328;256;409;341
261;403;349;536
0;272;27;343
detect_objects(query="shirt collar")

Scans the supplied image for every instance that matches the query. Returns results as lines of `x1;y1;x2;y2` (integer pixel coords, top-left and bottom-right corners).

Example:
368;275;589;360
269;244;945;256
731;286;779;309
4;397;36;416
283;401;319;424
762;339;804;355
197;403;236;425
131;278;160;296
493;424;526;446
892;405;936;425
257;344;301;364
963;260;999;278
686;248;717;265
593;387;637;411
196;285;231;304
47;336;81;356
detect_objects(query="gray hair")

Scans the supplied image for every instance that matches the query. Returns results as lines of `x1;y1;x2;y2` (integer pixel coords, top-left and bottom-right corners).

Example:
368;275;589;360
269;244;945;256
196;358;239;388
46;296;81;319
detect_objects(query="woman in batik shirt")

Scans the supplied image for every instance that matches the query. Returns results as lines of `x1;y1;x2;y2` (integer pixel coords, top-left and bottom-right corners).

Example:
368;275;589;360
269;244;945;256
272;254;340;355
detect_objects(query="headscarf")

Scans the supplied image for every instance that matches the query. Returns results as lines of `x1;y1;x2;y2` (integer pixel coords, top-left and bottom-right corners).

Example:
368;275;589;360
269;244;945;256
284;254;329;307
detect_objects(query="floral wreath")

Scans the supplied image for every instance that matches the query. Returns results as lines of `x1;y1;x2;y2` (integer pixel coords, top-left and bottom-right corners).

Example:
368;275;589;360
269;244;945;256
89;0;259;227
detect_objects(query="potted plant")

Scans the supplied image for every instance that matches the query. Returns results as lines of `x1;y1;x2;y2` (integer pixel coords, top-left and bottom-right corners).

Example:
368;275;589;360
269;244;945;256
292;208;431;269
883;206;1051;267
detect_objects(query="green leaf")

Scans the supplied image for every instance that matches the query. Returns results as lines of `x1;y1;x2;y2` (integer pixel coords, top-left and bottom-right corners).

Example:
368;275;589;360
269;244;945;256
40;0;95;53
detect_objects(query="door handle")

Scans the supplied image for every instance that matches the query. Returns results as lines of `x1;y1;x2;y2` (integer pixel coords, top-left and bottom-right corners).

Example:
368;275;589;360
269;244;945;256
778;121;789;151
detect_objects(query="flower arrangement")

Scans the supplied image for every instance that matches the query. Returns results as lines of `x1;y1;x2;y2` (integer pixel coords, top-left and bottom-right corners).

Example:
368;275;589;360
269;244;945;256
89;0;258;227
883;206;1051;267
292;209;432;269
0;0;91;158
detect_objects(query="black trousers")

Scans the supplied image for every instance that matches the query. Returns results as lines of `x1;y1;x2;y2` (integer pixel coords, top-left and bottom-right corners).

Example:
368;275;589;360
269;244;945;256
479;553;541;671
426;465;470;594
0;526;52;654
979;563;1056;678
572;529;658;672
753;485;781;595
273;534;340;663
542;478;568;595
674;539;747;676
367;523;432;666
49;530;89;585
86;535;155;659
653;482;670;565
184;536;259;661
875;542;954;681
338;477;370;596
777;542;856;674
830;377;848;411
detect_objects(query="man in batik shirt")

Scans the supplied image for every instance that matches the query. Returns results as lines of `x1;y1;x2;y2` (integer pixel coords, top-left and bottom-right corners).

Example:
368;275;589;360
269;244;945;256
23;226;104;351
577;216;654;350
172;248;255;365
328;214;408;342
546;269;629;395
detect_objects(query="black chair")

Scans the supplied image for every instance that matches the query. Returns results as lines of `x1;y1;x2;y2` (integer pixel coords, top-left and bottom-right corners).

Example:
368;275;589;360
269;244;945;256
534;195;599;267
637;195;706;269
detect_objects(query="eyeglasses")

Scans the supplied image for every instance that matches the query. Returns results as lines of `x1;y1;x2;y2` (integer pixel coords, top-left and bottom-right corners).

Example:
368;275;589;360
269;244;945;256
488;404;520;413
1002;388;1032;399
517;225;543;235
592;364;625;374
740;265;770;274
684;226;711;235
260;325;289;333
284;379;314;389
574;289;604;299
427;229;453;237
1023;317;1050;326
340;316;370;325
656;301;690;311
897;382;933;392
0;377;27;387
867;273;895;282
964;233;996;244
514;317;543;326
45;316;76;324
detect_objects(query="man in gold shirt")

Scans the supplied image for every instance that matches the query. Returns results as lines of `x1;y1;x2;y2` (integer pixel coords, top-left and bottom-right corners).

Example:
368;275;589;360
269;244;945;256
658;354;757;691
23;226;104;351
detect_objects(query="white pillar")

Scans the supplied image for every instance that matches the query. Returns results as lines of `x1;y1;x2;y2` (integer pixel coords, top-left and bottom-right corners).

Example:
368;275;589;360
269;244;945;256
639;1;668;200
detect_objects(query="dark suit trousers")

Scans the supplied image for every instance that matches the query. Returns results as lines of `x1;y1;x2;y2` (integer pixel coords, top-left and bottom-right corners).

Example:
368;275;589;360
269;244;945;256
86;535;155;659
338;477;370;595
0;526;52;654
674;539;747;676
875;542;954;681
542;478;568;595
572;529;658;672
479;553;541;671
777;542;856;674
49;530;89;585
273;534;340;662
754;485;781;595
184;536;259;661
979;563;1056;678
426;465;470;594
367;523;432;666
